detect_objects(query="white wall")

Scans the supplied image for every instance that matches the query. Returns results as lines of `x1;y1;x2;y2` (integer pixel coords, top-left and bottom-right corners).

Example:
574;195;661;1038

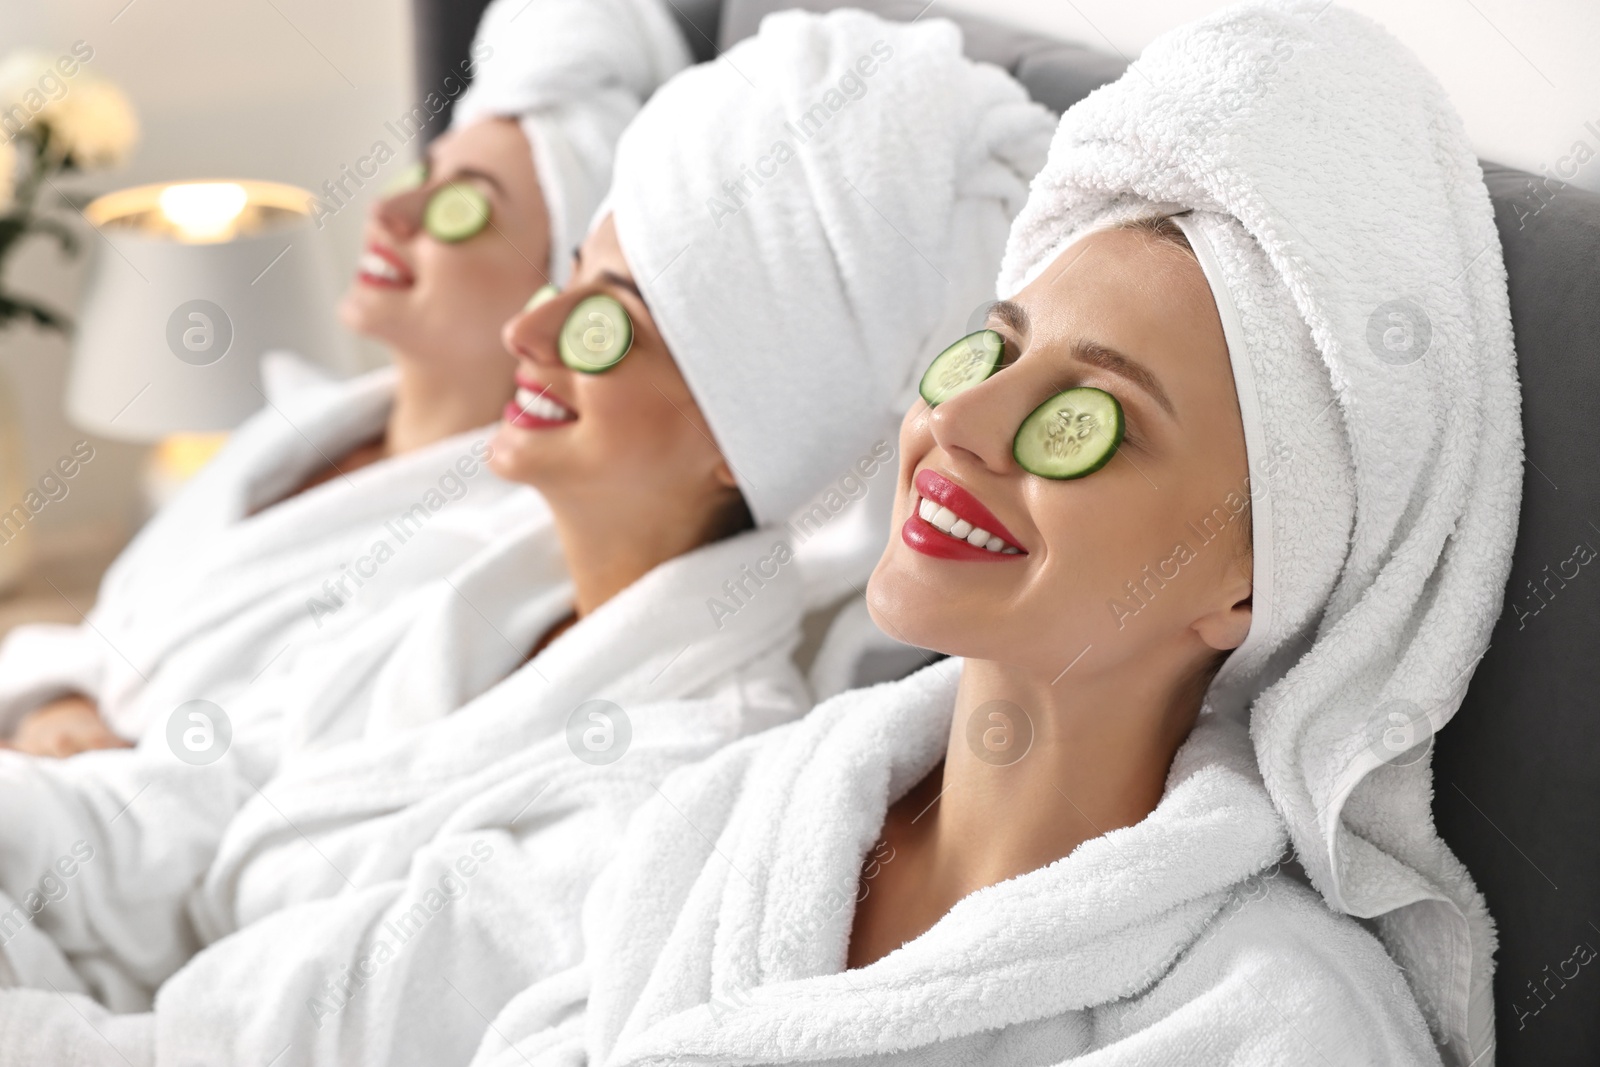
1;0;416;547
942;0;1600;193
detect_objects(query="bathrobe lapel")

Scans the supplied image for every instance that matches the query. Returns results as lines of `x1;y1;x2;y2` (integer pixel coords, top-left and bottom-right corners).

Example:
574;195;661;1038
602;664;1289;1066
194;525;809;939
276;507;572;751
87;364;541;734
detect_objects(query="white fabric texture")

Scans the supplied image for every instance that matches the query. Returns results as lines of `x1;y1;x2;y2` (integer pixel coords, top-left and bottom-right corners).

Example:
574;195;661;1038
450;0;693;285
0;352;542;741
996;3;1521;1064
609;8;1054;526
471;662;1443;1066
0;524;812;1067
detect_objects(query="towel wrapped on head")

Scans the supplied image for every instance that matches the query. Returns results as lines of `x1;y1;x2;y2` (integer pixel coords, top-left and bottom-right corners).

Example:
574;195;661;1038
999;3;1521;1064
450;0;692;285
606;7;1055;529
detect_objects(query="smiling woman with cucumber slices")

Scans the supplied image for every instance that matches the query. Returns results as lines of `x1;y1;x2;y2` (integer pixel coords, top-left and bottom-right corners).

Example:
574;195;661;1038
473;4;1524;1067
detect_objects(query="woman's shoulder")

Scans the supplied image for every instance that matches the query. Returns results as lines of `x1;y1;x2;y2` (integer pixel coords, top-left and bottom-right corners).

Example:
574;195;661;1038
1095;872;1446;1066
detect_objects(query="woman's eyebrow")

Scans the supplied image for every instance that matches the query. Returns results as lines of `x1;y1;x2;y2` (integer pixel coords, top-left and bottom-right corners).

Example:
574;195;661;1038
989;300;1178;422
988;299;1029;336
600;269;646;305
1072;339;1178;422
443;167;506;196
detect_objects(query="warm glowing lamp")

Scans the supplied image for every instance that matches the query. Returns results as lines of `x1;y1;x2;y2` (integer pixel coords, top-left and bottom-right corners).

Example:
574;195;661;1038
67;179;352;442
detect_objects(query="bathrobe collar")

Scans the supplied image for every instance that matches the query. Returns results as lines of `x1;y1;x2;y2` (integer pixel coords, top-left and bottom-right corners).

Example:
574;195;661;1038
605;663;1288;1064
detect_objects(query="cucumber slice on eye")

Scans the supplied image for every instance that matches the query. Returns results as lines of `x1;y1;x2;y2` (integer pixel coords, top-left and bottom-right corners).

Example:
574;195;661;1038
919;329;1004;405
383;161;426;196
1013;387;1124;479
424;183;491;242
558;294;633;373
524;284;559;311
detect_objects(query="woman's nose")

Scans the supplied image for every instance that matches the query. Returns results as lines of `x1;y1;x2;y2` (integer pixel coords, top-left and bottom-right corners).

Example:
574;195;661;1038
501;296;565;366
372;188;425;242
927;376;1024;475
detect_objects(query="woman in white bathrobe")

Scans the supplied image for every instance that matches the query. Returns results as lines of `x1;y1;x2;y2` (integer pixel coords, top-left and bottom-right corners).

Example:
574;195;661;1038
471;4;1520;1067
0;10;1055;1066
0;0;691;757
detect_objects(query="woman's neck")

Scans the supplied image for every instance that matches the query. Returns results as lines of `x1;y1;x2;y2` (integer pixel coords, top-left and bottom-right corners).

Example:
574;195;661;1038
846;651;1205;970
548;488;723;620
923;654;1200;902
384;351;510;457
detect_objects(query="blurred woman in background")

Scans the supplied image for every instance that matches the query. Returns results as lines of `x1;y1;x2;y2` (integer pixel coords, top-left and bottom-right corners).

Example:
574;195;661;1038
0;0;690;758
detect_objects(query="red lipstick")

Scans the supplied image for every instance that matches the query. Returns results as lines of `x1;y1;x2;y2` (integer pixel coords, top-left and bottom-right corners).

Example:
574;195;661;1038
903;468;1027;562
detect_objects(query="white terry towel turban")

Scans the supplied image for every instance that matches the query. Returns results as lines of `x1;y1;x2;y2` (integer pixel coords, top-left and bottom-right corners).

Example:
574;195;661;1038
450;0;692;285
607;8;1055;527
997;3;1522;1065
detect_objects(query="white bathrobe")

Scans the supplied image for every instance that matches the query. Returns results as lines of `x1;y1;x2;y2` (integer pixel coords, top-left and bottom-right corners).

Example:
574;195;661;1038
0;524;811;1067
0;356;543;741
472;663;1444;1067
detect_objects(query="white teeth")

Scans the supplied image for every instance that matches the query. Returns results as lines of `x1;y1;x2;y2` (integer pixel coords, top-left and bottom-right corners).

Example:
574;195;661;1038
913;495;1019;555
514;386;575;422
359;251;402;281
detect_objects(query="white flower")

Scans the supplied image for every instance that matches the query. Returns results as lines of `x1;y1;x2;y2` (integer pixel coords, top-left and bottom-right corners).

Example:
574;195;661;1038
40;80;138;167
0;49;138;169
0;50;59;106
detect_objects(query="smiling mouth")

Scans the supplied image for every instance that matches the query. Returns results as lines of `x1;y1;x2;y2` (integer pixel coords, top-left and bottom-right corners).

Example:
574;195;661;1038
902;469;1027;562
356;246;413;288
505;379;577;429
913;493;1021;554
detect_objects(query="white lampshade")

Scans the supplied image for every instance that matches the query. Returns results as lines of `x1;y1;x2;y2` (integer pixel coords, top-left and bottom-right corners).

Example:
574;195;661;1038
67;179;352;441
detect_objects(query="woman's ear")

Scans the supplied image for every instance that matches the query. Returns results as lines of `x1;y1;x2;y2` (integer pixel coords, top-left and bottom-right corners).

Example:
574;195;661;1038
1194;592;1252;652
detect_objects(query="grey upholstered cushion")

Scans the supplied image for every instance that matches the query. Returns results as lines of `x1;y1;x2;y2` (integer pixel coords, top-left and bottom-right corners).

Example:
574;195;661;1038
669;0;725;63
1432;162;1600;1066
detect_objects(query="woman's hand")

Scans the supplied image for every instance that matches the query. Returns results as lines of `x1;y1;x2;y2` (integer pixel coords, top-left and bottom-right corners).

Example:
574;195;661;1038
8;695;131;757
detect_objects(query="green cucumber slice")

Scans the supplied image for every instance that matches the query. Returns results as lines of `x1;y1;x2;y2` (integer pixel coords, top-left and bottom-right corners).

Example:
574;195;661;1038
559;294;633;373
424;182;491;242
919;329;1004;405
524;284;559;312
383;161;426;196
1013;387;1124;479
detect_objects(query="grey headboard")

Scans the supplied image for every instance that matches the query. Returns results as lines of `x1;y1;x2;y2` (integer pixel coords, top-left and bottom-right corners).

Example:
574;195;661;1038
413;2;1600;1062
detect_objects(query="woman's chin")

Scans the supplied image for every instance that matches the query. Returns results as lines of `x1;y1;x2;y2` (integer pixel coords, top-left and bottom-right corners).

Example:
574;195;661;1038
486;424;545;486
864;562;953;656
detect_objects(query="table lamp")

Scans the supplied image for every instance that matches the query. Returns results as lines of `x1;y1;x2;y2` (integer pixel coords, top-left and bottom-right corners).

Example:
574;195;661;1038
67;179;352;445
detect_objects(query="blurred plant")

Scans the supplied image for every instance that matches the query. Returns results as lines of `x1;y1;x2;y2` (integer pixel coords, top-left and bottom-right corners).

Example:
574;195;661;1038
0;49;138;335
